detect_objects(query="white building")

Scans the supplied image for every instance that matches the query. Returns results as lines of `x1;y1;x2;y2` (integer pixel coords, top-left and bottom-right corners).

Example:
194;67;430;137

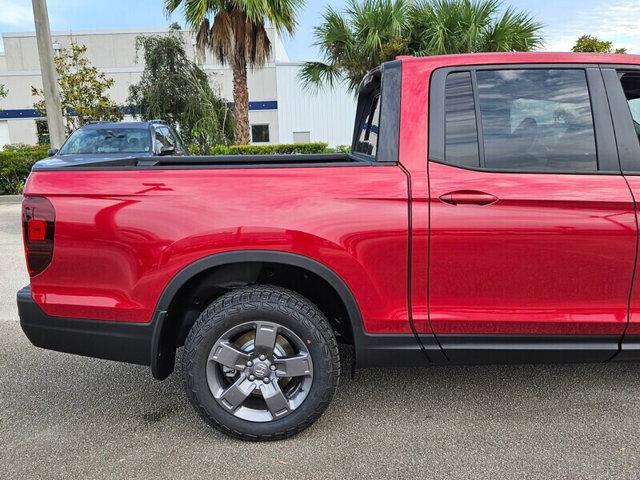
0;27;356;147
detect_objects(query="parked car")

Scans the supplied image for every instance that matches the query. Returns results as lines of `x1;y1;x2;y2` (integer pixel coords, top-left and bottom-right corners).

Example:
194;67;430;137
17;52;640;440
46;120;186;166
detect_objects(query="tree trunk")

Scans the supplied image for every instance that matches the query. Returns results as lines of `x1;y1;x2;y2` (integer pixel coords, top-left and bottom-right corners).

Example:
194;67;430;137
232;57;250;145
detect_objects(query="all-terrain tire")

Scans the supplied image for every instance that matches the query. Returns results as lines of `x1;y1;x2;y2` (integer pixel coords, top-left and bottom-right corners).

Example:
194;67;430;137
182;285;340;441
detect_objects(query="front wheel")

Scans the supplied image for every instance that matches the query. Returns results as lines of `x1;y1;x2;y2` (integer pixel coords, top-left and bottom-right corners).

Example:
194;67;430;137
182;285;340;441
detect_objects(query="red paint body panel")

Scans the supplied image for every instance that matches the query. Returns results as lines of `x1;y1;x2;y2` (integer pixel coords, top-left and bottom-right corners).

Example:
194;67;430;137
22;51;640;342
427;162;636;335
399;59;434;334
396;52;640;337
621;177;640;336
24;167;411;333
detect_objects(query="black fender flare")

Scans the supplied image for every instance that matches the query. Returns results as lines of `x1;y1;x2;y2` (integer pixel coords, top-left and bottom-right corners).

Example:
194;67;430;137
149;250;368;379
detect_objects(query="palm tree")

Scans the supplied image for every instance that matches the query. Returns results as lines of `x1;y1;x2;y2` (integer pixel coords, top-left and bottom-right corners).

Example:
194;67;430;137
409;0;543;56
165;0;303;144
300;0;410;93
301;0;544;93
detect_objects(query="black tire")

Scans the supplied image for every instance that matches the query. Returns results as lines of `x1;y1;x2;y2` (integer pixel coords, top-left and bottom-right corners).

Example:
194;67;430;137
182;285;340;441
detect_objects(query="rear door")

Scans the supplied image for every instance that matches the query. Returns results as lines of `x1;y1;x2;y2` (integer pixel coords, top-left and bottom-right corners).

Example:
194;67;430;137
427;65;636;363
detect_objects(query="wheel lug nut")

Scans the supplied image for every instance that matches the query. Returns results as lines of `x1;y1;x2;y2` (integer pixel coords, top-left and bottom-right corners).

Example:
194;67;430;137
248;374;255;381
246;360;253;367
259;354;266;361
270;365;277;371
263;377;270;383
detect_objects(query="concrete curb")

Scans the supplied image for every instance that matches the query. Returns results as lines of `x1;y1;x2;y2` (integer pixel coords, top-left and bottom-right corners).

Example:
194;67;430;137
0;195;22;205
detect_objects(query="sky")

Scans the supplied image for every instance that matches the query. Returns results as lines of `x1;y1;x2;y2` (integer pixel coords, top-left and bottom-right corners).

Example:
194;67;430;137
1;0;639;58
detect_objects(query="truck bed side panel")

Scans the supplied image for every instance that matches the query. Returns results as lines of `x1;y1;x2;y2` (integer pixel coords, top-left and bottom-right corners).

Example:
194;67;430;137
24;165;411;334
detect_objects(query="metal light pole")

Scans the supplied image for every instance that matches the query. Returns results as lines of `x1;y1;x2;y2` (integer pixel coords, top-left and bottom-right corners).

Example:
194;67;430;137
31;0;65;148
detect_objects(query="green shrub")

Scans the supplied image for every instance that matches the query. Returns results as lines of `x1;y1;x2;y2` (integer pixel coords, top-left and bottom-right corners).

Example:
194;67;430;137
0;141;345;195
209;142;329;155
0;144;49;195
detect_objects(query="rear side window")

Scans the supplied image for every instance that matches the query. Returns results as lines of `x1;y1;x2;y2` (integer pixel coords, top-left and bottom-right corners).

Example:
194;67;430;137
618;72;640;146
442;68;598;172
354;93;381;157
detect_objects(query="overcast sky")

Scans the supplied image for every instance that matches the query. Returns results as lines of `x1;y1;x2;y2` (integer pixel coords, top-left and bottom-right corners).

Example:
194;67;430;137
1;0;638;58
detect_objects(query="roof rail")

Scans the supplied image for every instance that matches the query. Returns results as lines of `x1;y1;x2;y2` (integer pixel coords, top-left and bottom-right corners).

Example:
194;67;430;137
148;119;167;124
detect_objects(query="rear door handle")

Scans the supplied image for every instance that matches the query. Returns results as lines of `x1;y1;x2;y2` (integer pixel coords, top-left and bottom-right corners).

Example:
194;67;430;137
439;190;498;206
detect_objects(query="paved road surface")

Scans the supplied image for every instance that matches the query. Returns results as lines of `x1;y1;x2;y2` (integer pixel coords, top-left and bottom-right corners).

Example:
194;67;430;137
2;201;640;479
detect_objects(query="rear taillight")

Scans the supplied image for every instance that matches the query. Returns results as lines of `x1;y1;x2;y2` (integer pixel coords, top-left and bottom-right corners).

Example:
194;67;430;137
22;196;55;276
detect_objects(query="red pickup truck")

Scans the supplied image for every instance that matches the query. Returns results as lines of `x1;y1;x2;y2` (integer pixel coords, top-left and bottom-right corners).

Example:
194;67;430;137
17;52;640;440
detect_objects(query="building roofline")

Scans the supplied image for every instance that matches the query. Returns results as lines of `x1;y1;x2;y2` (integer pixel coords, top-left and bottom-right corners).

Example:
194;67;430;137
2;25;280;39
2;27;179;38
275;61;306;67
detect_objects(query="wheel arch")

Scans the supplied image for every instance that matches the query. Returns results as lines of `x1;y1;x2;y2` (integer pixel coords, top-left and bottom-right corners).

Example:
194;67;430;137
150;250;366;380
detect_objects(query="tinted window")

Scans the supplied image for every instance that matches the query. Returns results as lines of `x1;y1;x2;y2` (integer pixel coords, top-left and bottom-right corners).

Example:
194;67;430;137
153;127;174;153
445;72;479;167
476;69;597;172
60;128;151;154
354;93;381;156
618;72;640;146
160;127;176;145
251;124;270;143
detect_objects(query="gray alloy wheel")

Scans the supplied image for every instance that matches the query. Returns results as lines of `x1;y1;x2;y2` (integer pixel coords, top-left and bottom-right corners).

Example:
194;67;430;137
182;285;340;441
206;321;314;422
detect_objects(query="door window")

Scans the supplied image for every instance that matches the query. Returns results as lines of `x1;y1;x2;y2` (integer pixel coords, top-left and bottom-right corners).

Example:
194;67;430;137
154;127;175;153
442;69;598;172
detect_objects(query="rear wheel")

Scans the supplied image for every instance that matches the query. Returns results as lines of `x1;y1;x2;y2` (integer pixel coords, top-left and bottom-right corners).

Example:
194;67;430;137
182;285;340;440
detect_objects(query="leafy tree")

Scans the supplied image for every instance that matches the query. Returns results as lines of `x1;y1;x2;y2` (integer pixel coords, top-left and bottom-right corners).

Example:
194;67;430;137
0;84;7;105
572;35;626;54
31;43;122;132
165;0;303;145
128;27;234;151
301;0;544;92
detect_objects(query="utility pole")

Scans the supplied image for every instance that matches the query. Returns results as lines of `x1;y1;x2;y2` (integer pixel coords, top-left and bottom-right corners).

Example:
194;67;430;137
31;0;65;148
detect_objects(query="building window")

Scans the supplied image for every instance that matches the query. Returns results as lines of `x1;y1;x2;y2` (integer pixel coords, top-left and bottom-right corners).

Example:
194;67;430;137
35;120;50;145
293;131;311;144
0;121;10;149
251;124;270;143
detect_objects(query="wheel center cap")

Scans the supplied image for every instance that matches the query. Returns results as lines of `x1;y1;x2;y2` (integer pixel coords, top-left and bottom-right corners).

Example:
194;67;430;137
253;362;269;377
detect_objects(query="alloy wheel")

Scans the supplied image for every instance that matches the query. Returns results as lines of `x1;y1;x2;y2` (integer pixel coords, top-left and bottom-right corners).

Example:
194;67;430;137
206;321;314;422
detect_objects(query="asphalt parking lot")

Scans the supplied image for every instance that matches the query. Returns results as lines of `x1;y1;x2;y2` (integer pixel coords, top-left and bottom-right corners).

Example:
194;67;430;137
3;199;640;479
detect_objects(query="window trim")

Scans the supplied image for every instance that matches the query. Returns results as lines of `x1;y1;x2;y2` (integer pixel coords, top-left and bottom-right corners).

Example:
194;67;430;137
601;67;640;174
350;60;401;163
429;63;620;175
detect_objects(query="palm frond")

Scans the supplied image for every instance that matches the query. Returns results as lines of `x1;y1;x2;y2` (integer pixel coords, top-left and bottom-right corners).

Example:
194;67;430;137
298;61;343;92
409;0;543;55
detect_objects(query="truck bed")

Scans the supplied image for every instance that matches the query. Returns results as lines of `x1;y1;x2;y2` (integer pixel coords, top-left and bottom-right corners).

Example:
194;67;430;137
32;153;372;171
